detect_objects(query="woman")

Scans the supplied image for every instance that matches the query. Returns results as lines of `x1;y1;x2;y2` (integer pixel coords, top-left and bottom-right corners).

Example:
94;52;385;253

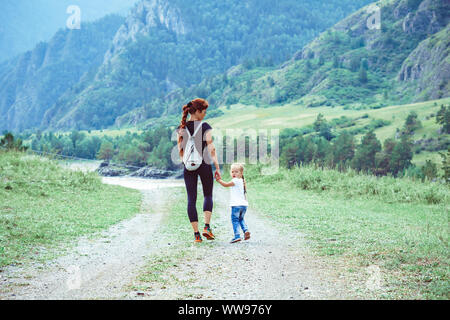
177;98;221;243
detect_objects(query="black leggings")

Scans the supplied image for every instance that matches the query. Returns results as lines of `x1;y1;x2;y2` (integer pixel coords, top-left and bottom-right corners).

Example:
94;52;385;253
184;162;214;223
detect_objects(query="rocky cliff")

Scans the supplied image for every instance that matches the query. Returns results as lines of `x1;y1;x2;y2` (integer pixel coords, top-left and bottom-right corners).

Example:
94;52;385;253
398;25;450;101
104;0;187;63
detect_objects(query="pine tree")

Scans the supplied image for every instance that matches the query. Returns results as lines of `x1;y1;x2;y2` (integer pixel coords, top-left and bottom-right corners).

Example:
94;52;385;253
390;135;413;176
358;65;368;83
352;131;381;172
436;105;450;134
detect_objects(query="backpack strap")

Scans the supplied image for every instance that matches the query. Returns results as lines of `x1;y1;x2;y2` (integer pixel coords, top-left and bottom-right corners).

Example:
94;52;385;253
187;121;203;138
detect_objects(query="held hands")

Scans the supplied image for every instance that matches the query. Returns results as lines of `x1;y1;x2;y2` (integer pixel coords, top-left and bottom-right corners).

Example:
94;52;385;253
214;169;221;181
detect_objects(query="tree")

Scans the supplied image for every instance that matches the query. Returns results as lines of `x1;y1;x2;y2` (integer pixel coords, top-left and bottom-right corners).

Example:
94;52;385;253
421;160;437;181
403;111;422;135
281;140;300;168
332;55;339;68
436;104;450;134
318;122;334;141
439;148;450;183
374;138;396;175
390;135;413;176
358;65;368;83
97;141;115;161
0;132;28;151
332;131;355;169
350;56;360;72
313;113;326;132
352;131;382;172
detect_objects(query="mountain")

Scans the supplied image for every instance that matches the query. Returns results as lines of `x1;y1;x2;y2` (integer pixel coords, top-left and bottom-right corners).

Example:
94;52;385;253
0;15;125;132
0;0;138;63
0;0;374;132
119;0;448;129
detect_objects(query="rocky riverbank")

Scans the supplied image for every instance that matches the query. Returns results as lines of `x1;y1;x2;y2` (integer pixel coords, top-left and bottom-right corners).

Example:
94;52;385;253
97;162;183;179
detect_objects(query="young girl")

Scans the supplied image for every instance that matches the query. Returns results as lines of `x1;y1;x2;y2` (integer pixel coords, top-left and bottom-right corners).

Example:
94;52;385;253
216;163;250;243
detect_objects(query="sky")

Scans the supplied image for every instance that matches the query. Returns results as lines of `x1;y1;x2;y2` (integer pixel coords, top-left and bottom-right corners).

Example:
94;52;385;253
0;0;139;62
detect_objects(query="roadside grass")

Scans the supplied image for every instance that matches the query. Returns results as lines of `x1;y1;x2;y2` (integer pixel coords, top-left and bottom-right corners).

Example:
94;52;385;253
244;164;449;299
0;151;141;268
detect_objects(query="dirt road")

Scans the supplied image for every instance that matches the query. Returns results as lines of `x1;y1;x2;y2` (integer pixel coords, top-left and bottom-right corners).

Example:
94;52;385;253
0;176;368;299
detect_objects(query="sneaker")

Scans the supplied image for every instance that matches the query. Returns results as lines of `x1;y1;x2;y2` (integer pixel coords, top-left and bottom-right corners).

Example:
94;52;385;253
194;233;203;243
244;231;251;240
202;227;215;240
230;236;241;244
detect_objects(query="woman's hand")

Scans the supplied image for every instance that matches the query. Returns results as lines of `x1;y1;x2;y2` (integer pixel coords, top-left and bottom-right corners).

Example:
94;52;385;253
214;170;221;181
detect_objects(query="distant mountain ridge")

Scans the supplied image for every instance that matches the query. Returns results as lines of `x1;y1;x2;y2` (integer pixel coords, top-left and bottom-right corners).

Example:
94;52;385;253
0;15;125;132
3;0;447;132
120;0;448;129
0;0;374;132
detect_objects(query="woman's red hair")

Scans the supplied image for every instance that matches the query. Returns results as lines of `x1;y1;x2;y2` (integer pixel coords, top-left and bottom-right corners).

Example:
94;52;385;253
179;98;209;130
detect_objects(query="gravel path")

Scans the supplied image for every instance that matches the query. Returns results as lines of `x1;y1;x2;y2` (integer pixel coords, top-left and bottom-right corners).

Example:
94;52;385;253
0;177;367;300
134;187;364;300
0;179;184;300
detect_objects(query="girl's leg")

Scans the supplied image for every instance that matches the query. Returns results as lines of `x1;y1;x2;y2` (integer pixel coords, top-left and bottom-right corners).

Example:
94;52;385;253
231;207;241;239
238;207;249;233
184;169;199;231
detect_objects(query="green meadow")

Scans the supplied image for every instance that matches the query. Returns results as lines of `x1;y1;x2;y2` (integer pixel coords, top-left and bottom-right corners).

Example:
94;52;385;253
207;97;450;168
243;164;449;299
0;151;141;267
209;98;449;138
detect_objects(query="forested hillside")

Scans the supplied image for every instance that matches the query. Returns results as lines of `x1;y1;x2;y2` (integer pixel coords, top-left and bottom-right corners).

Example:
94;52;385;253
0;15;125;132
129;0;449;128
0;0;373;132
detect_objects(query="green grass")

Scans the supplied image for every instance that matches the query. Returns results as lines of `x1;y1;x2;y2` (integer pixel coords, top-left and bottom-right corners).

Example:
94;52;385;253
208;97;450;168
0;150;141;267
244;164;449;299
209;97;449;137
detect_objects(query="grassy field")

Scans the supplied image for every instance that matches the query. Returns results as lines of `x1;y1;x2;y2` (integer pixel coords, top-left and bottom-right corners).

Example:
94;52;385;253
209;98;449;138
207;97;450;170
243;164;449;299
134;163;449;299
0;150;142;267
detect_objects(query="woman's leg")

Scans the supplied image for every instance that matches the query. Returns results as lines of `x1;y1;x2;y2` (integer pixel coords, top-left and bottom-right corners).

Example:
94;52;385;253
184;169;199;232
199;163;214;225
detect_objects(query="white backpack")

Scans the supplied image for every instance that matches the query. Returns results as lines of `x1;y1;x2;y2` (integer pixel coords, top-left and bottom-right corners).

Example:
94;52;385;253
183;121;204;171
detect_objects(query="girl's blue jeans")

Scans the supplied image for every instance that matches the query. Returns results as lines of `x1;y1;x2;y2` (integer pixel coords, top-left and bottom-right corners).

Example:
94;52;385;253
231;206;248;238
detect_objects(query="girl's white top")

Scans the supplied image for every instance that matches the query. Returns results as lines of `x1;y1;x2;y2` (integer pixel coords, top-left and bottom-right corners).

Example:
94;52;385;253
229;178;248;207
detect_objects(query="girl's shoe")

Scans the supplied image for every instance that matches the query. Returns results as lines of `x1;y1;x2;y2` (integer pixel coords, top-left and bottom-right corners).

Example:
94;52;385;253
244;231;251;240
230;236;241;243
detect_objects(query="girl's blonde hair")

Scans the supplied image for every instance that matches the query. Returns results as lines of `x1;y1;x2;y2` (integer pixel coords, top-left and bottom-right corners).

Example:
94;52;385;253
230;163;247;198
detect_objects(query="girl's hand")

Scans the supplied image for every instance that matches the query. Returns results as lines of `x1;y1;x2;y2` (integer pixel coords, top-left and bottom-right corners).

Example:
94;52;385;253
214;170;221;181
